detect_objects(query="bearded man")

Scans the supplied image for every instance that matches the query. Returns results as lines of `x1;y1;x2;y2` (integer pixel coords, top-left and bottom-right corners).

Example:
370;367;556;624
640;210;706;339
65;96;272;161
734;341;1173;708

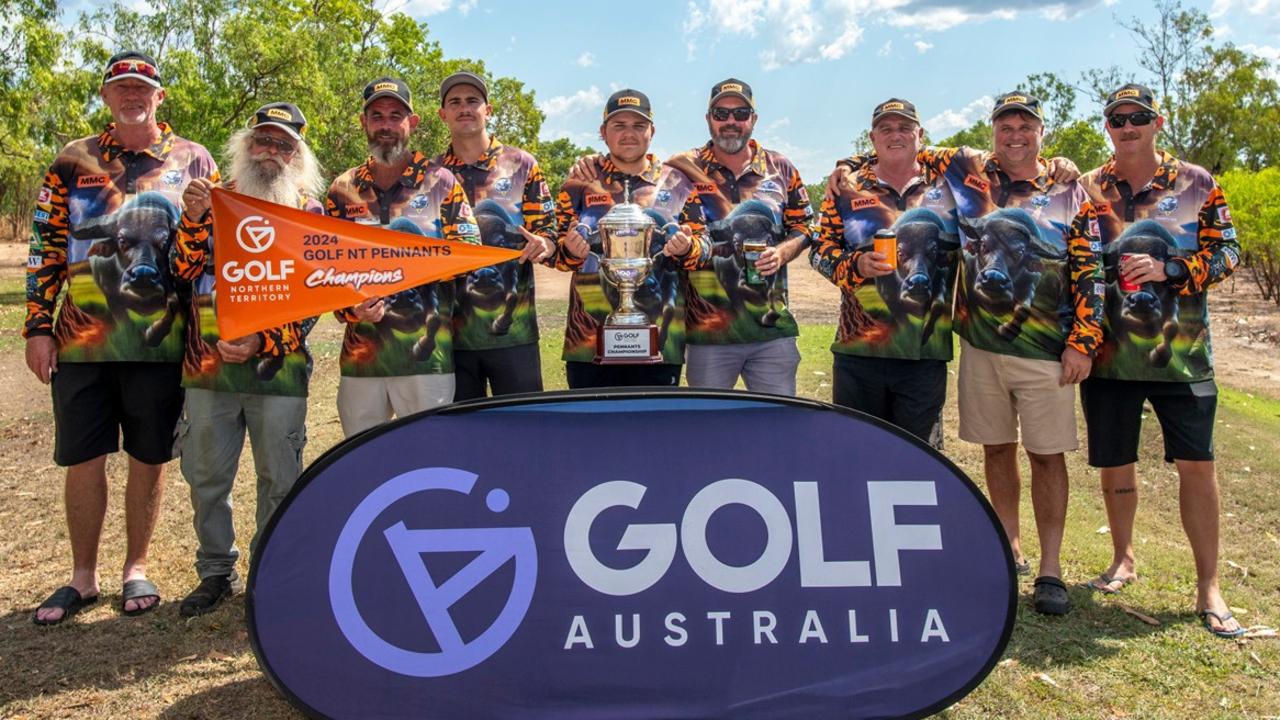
169;102;325;616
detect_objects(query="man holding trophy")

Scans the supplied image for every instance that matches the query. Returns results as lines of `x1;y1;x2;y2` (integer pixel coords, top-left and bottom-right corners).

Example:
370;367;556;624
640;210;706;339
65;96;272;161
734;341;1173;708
552;89;711;388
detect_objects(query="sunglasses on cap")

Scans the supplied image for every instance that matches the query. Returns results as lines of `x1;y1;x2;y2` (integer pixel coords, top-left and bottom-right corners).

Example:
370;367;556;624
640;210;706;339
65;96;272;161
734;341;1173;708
710;107;753;122
251;134;298;155
105;60;159;80
1107;110;1158;128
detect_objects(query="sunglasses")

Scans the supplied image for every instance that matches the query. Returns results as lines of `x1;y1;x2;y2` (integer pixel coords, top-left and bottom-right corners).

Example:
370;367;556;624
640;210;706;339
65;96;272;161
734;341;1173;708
1107;110;1158;128
711;107;753;122
105;60;158;80
251;134;298;155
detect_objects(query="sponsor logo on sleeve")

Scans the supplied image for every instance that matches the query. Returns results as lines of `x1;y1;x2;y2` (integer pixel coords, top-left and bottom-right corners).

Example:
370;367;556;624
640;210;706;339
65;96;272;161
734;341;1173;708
541;201;554;213
851;197;879;210
963;174;990;194
77;174;110;189
1218;206;1232;225
346;203;370;218
694;183;718;195
585;193;612;207
33;209;50;223
36;187;51;205
1222;227;1237;240
1093;202;1111;216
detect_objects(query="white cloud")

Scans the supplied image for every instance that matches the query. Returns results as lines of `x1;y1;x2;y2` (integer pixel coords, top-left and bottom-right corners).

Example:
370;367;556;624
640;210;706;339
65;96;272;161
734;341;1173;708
457;0;476;15
914;40;933;53
766;117;792;132
877;40;893;56
540;86;605;120
393;0;453;15
1243;43;1280;80
577;52;595;67
923;95;993;137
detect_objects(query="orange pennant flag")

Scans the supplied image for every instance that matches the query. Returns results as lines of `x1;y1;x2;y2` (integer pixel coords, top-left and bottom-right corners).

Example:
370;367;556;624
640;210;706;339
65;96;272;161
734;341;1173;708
211;188;520;339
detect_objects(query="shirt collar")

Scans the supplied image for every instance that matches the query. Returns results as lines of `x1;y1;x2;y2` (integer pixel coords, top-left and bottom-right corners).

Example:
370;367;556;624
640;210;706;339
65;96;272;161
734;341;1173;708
355;150;430;191
98;121;176;164
442;136;503;171
698;139;768;177
601;153;662;185
848;152;929;193
983;153;1052;192
1098;149;1180;193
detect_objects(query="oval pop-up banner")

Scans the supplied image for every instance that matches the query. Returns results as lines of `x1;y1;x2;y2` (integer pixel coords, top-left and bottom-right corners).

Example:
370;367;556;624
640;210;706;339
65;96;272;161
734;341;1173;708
248;391;1016;720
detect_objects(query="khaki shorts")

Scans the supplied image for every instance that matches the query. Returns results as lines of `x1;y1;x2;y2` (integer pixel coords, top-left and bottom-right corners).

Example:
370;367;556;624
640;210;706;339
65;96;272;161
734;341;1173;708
337;373;455;438
957;339;1077;454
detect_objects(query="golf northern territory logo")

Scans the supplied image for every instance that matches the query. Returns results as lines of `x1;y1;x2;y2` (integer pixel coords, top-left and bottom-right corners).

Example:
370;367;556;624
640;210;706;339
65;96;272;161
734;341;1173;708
328;467;537;677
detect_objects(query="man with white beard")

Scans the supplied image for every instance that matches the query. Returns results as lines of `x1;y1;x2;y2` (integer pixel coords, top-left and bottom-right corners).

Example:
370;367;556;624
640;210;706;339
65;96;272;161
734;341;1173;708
169;102;324;616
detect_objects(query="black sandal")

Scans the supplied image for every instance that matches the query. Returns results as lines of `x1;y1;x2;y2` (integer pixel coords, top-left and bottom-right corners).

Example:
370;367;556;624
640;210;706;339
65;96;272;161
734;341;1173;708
121;578;161;617
33;585;99;626
1033;576;1071;616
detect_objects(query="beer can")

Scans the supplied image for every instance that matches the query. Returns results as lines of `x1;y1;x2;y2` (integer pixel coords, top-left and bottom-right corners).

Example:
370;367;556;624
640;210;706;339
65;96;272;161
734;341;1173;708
743;241;767;285
1119;253;1140;292
873;229;898;270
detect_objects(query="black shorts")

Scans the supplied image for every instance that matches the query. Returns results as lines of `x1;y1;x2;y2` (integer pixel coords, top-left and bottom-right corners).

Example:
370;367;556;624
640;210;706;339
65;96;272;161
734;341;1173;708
832;353;946;448
454;344;544;401
1080;377;1216;468
51;362;184;467
565;361;682;389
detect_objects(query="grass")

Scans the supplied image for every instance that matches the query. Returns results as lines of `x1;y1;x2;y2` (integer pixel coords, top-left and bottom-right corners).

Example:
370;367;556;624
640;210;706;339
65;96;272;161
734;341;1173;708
0;305;1277;719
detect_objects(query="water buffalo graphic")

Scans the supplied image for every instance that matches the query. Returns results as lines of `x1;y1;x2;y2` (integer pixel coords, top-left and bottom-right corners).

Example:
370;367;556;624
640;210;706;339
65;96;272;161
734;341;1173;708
708;199;787;327
71;191;182;346
958;207;1064;341
347;216;441;362
459;199;523;336
596;207;680;350
1104;219;1185;368
867;208;959;345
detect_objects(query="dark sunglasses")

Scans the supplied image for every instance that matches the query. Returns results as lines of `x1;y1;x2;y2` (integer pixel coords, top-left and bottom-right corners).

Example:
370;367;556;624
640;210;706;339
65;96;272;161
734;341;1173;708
251;134;298;155
711;107;753;122
105;60;158;80
1107;110;1158;128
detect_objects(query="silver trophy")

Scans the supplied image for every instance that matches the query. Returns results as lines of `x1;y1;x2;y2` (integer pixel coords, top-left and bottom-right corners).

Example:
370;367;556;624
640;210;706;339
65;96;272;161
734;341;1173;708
593;181;662;363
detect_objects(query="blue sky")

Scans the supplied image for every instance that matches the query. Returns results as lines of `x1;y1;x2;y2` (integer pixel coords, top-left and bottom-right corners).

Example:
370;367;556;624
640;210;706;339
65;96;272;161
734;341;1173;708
406;0;1279;181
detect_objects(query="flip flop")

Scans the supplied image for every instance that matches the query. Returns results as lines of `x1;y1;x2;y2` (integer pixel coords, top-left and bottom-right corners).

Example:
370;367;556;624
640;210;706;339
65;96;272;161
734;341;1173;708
33;585;99;626
1033;576;1071;616
1197;610;1245;639
1085;573;1133;594
121;578;161;617
1014;559;1032;576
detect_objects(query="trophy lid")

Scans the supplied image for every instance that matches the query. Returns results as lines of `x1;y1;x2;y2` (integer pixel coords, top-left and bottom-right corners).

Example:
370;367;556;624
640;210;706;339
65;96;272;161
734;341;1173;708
599;180;655;231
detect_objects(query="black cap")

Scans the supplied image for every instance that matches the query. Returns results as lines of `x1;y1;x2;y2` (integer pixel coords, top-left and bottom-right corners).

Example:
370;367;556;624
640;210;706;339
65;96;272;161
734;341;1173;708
1104;83;1159;114
991;91;1043;121
250;102;308;140
709;78;754;108
602;89;653;122
439;71;488;103
363;76;413;113
871;98;919;125
102;50;162;88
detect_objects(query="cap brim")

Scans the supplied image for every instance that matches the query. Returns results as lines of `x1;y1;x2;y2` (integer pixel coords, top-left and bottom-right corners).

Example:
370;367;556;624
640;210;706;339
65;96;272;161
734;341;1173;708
991;103;1042;120
251;121;304;141
103;73;162;89
708;91;753;109
603;108;652;123
440;79;488;103
1103;99;1158;115
363;91;413;112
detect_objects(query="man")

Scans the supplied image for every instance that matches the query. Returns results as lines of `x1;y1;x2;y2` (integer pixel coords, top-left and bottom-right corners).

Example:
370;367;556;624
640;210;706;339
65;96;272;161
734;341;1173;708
433;71;556;400
26;51;218;624
1078;84;1242;637
811;99;959;447
553;89;709;388
919;92;1103;615
326;77;485;436
169;103;324;616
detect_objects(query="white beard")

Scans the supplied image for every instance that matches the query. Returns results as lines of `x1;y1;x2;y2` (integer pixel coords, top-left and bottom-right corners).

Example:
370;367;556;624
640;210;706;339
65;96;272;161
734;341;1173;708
223;128;323;205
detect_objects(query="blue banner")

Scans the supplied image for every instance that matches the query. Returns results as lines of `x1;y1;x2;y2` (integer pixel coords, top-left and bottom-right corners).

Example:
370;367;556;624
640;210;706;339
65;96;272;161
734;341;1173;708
248;391;1015;719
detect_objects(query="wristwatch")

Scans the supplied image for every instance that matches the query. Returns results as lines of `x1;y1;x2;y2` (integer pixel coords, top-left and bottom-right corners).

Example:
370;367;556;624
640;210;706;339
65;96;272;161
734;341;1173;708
1163;258;1187;283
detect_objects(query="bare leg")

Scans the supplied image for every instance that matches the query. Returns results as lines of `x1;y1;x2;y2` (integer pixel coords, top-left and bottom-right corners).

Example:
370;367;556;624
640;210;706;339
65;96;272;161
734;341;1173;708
983;443;1024;566
1177;459;1239;633
36;456;108;623
122;457;165;613
1092;464;1139;590
1027;451;1069;580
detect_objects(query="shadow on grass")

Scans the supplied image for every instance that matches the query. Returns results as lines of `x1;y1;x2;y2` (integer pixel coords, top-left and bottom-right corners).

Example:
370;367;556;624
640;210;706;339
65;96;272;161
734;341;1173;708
0;595;258;707
158;676;297;719
1002;582;1181;669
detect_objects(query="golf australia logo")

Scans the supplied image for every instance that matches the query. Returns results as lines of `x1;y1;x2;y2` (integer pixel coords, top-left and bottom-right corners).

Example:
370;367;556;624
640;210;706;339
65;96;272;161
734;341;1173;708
235;215;275;254
328;468;537;677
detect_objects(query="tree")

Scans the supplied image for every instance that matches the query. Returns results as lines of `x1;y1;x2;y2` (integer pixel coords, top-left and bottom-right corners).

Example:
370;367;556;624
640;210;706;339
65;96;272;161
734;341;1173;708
937;120;991;151
1181;44;1280;173
1219;168;1280;304
534;136;595;197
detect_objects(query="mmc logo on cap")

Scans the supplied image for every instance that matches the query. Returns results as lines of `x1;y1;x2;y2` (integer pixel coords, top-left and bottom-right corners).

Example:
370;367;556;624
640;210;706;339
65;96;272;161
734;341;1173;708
618;96;641;106
1116;88;1141;99
374;82;398;93
265;108;293;122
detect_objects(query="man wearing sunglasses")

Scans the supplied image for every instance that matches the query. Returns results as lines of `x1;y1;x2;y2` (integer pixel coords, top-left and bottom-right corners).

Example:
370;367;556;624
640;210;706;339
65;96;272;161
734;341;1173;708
917;92;1104;617
27;50;218;624
168;102;324;616
433;71;556;400
1077;84;1242;638
326;77;480;436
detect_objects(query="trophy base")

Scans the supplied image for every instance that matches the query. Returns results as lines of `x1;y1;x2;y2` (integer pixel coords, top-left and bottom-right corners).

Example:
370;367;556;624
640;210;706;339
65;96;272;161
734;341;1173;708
595;324;662;364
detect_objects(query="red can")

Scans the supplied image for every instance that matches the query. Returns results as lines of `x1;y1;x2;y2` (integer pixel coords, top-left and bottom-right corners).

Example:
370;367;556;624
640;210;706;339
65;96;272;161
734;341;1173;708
1119;253;1140;292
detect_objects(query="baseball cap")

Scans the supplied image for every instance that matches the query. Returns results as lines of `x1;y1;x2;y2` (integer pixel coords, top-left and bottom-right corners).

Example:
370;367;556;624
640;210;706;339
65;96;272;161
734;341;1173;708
991;91;1043;121
871;98;919;126
250;102;308;140
439;71;488;103
1103;83;1159;115
363;76;413;112
709;78;754;109
602;89;653;122
102;50;162;88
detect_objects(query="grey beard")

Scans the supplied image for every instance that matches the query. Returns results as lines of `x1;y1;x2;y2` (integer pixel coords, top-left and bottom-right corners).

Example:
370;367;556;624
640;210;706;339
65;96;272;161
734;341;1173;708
369;138;409;166
713;134;749;154
232;157;299;206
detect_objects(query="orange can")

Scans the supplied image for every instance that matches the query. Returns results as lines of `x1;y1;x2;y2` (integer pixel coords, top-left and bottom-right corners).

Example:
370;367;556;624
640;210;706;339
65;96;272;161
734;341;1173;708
873;229;898;270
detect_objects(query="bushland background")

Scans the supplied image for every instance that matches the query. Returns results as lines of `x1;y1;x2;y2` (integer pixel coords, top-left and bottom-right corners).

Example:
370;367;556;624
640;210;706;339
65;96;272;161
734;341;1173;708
1;0;1277;717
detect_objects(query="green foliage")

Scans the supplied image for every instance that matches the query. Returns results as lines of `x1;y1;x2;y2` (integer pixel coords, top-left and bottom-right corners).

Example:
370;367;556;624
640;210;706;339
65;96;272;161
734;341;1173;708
1219;168;1280;304
534;136;596;197
937;120;991;152
1043;120;1110;173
